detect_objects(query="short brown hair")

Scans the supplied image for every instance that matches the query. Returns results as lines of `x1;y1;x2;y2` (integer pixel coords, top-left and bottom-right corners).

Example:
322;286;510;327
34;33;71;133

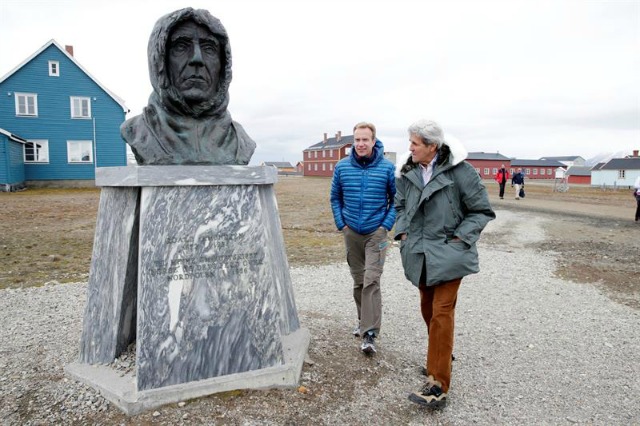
353;122;376;141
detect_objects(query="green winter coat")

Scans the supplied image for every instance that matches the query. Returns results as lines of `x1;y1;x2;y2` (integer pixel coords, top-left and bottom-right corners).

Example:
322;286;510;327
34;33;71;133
394;147;495;287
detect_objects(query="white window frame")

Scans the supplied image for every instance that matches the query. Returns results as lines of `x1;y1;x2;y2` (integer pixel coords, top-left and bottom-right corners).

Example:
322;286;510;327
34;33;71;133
492;168;498;175
307;164;311;171
322;150;326;158
314;164;318;171
322;163;326;171
70;96;91;118
330;163;334;171
49;60;60;76
345;147;350;155
24;140;49;163
525;168;531;175
484;168;489;175
15;92;38;116
618;169;626;179
67;140;93;163
533;169;538;175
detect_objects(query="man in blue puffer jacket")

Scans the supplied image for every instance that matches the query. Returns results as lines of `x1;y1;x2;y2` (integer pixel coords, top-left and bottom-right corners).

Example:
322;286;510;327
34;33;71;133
330;121;396;355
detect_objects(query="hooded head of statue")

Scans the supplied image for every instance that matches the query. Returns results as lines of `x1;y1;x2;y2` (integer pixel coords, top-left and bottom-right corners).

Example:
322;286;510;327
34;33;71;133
121;7;256;165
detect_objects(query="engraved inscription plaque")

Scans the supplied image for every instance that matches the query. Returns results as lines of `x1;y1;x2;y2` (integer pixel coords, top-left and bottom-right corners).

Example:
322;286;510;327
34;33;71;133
136;185;284;390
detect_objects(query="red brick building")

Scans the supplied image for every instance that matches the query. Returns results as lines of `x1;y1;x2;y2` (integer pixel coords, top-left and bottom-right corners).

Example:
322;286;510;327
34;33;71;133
302;132;353;177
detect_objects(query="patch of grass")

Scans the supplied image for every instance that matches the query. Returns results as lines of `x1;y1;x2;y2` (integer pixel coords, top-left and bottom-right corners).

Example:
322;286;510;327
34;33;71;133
1;176;632;289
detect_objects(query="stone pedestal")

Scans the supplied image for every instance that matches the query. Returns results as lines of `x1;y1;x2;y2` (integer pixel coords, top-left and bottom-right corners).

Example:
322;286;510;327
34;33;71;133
66;165;309;415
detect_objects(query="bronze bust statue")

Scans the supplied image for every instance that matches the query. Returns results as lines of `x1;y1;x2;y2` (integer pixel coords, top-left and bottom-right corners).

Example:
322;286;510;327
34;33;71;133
121;8;256;165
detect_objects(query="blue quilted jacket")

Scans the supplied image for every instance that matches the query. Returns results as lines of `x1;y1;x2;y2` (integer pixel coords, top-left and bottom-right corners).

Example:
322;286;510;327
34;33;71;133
330;140;396;234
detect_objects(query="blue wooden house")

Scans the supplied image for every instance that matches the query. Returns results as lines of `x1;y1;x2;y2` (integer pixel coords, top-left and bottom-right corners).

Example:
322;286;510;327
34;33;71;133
0;40;128;191
0;127;28;191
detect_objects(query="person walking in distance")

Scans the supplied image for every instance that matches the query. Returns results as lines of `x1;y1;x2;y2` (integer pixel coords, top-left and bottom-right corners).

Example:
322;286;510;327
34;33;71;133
394;119;495;408
330;122;396;355
512;168;525;200
495;164;509;199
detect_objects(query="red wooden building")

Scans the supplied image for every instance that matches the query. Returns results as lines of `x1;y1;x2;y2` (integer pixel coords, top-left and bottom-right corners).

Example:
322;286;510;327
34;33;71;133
510;159;566;180
465;152;512;180
465;153;566;181
302;132;353;177
565;166;592;184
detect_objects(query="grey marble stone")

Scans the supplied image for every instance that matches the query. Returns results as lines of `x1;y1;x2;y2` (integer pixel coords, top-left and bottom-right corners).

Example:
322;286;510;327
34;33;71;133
79;187;139;364
96;165;277;187
66;327;310;416
76;165;303;395
258;185;300;336
136;184;293;390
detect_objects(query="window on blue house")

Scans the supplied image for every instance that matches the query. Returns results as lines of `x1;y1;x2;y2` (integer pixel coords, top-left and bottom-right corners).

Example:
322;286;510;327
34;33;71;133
67;140;93;163
70;97;91;118
24;140;49;163
15;93;38;116
49;61;60;76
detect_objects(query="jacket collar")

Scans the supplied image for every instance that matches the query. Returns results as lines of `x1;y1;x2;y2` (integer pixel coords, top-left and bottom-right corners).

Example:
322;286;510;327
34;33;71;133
404;161;454;190
350;139;385;169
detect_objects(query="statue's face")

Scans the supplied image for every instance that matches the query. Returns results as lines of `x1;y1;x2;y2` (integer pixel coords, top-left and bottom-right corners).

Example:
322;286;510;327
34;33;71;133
167;20;222;104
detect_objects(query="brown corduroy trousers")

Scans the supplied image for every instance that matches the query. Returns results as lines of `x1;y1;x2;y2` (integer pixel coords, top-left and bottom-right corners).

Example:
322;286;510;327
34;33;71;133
419;277;462;393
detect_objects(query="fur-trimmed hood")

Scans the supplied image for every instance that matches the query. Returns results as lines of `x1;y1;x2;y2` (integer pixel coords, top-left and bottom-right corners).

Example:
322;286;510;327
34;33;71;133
395;133;468;178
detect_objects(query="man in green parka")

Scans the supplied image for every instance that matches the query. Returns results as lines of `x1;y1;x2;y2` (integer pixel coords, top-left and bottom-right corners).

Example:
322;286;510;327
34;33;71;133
394;119;495;408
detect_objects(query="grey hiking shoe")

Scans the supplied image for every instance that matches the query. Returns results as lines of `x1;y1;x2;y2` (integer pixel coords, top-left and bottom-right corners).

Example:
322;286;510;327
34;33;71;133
409;376;447;408
361;332;376;355
352;324;361;338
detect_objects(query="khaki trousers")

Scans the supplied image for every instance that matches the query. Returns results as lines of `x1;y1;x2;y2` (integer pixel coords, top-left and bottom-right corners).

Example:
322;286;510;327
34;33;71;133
419;277;462;393
343;226;388;336
513;183;521;199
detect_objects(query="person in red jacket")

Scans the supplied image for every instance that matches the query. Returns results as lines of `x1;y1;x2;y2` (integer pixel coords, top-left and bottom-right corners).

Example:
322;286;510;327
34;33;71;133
495;164;510;199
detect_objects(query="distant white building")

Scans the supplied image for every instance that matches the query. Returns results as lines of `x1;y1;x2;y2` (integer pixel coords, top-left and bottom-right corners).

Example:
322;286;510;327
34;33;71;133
260;161;297;175
590;151;640;188
539;155;585;168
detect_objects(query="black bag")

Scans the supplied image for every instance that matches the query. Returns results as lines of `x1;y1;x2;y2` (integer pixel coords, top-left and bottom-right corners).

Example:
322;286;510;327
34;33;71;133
519;188;525;198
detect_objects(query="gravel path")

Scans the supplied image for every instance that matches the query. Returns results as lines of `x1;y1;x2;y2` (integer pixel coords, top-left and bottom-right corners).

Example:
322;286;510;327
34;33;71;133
1;209;639;425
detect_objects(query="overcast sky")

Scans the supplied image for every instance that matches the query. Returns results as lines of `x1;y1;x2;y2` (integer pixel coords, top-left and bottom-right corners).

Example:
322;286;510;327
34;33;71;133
1;0;638;165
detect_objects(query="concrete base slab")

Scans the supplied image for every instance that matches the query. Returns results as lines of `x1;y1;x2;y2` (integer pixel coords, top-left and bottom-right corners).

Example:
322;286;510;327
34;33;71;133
65;328;310;416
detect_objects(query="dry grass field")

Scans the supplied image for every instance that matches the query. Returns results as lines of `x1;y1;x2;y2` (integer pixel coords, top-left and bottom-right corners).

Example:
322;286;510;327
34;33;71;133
1;177;638;296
